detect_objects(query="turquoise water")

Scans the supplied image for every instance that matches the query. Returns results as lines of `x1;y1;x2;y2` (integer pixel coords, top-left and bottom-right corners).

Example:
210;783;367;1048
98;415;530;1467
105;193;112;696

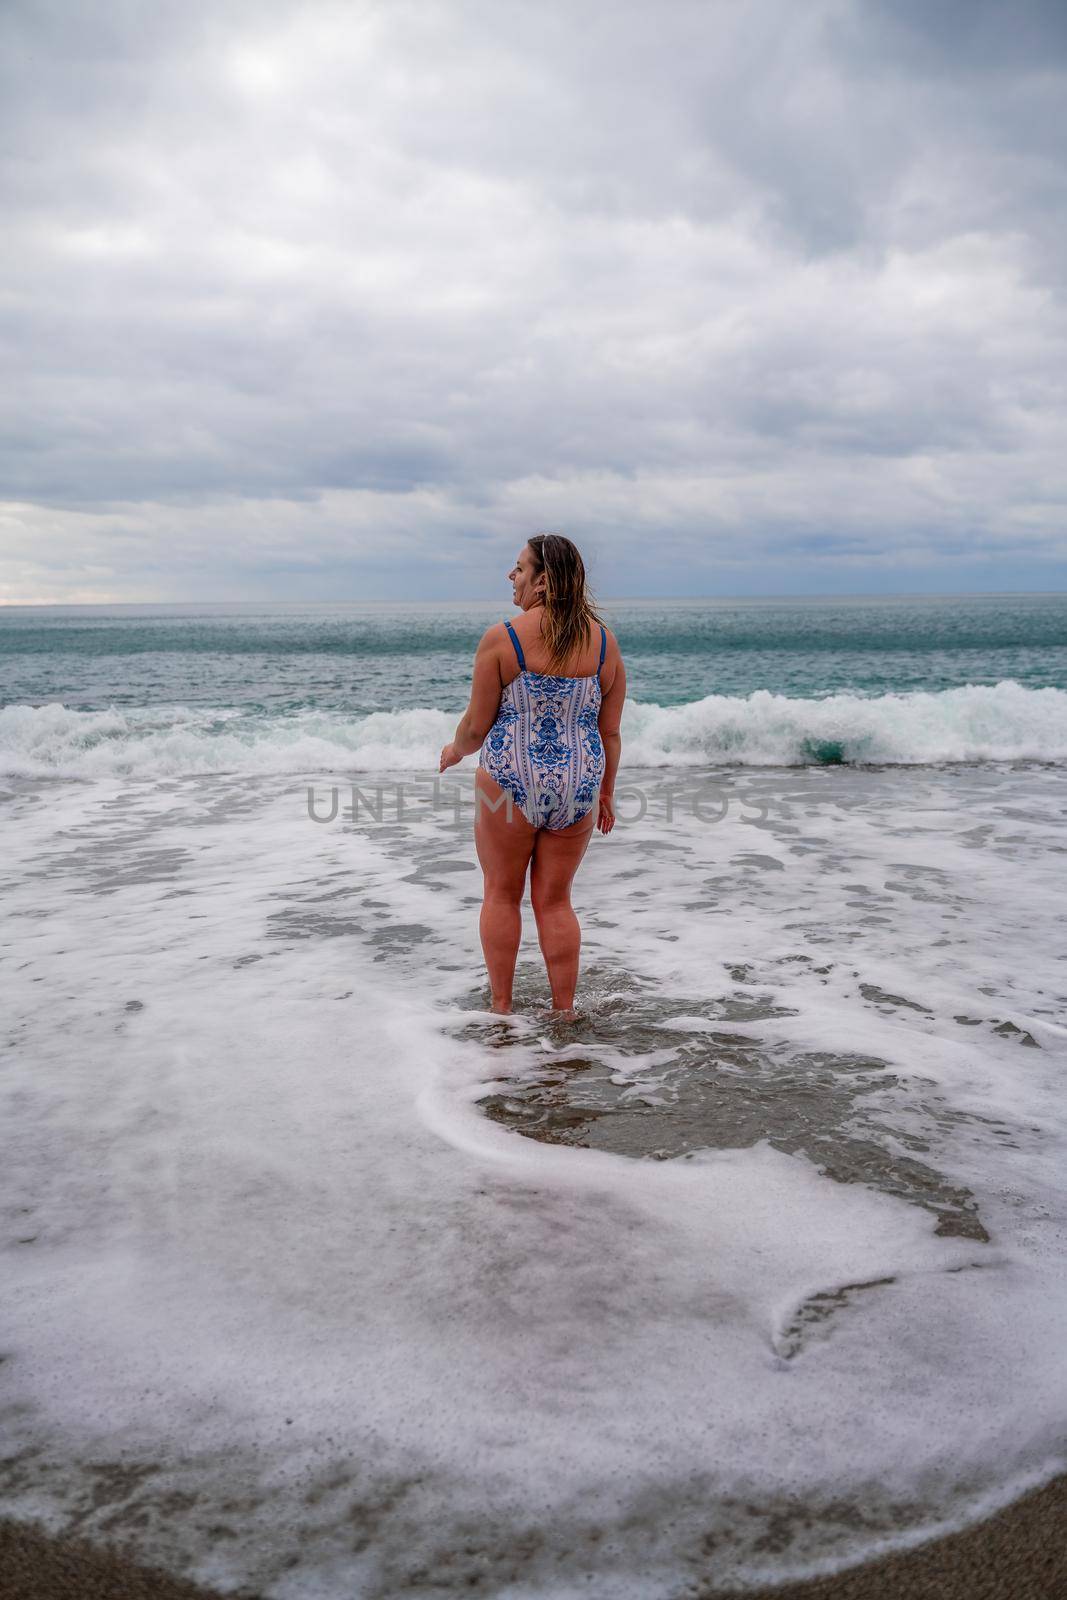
2;594;1065;711
1;594;1065;774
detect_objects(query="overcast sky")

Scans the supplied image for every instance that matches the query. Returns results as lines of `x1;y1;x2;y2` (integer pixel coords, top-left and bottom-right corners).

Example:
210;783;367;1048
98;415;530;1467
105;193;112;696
2;0;1066;603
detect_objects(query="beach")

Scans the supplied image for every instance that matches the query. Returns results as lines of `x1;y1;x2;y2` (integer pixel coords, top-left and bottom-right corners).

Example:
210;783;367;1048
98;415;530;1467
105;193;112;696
2;1470;1066;1598
6;0;1067;1571
2;599;1066;1595
2;749;1065;1596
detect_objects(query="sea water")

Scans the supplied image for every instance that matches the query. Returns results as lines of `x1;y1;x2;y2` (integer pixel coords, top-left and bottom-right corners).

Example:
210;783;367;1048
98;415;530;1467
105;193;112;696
2;595;1066;1596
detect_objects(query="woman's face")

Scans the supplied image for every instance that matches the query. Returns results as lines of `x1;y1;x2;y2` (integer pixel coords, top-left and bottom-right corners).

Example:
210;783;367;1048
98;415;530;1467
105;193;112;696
509;545;545;610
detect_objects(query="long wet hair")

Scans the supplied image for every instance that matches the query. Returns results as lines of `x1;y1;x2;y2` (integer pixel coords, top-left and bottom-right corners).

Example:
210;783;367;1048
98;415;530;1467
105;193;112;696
527;533;606;674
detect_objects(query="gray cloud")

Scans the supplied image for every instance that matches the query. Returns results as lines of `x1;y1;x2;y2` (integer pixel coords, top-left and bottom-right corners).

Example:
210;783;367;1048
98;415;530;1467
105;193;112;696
1;0;1065;601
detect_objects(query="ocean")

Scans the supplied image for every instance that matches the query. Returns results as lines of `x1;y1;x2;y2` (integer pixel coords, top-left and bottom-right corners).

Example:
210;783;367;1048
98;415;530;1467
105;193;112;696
2;593;1066;1597
2;593;1067;773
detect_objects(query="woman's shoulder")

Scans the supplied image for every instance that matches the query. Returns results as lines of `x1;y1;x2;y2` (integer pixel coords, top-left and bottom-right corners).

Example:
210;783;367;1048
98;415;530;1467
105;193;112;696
506;608;616;655
594;620;623;680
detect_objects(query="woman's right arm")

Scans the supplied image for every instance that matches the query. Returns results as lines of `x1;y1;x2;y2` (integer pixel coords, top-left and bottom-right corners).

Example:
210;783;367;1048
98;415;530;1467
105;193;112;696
597;643;626;832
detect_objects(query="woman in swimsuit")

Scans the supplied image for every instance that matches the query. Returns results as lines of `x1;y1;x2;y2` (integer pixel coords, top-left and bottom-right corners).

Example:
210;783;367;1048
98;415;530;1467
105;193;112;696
439;534;626;1017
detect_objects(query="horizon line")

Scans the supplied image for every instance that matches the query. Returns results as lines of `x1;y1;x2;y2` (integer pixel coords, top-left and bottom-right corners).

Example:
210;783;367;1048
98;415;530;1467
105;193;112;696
2;588;1067;609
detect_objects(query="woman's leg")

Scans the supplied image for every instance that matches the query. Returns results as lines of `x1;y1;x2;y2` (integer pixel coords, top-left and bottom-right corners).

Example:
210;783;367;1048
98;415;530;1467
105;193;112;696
529;811;596;1012
473;768;537;1013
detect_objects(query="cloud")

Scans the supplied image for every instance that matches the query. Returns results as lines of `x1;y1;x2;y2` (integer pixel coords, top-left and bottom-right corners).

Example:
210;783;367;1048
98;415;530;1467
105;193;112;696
1;0;1065;600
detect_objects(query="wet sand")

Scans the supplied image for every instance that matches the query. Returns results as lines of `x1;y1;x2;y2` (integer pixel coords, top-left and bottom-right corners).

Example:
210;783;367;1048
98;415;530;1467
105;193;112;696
2;1472;1064;1599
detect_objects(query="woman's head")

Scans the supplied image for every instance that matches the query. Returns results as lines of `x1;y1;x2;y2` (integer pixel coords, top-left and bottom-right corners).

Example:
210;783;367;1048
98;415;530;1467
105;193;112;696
509;533;603;672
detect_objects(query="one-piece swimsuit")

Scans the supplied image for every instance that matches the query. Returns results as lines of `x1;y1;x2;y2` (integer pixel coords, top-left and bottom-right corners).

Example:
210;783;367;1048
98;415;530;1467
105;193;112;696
479;620;607;830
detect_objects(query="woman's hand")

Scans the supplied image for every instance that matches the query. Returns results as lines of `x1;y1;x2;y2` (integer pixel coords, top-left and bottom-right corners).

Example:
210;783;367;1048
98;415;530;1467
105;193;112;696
597;791;615;833
439;742;462;773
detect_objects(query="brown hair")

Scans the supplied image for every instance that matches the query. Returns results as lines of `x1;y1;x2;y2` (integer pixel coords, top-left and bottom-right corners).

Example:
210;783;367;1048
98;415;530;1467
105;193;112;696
527;533;606;674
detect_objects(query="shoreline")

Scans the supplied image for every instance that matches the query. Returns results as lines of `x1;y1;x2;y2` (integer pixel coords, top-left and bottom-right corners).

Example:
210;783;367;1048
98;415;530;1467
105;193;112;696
2;1472;1064;1599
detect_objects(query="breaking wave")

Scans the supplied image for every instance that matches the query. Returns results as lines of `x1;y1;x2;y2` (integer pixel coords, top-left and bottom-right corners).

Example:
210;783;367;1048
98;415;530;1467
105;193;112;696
2;680;1066;778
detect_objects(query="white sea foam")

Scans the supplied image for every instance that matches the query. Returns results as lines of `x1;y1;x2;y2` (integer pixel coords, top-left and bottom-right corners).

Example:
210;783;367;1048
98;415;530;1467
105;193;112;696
2;762;1066;1596
2;678;1066;778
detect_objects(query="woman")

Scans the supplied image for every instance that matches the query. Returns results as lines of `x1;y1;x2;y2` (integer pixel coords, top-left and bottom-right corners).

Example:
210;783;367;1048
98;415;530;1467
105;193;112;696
439;534;626;1017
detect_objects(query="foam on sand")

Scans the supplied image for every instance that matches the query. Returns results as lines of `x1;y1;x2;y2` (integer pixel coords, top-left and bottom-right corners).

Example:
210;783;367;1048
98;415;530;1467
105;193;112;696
2;763;1065;1596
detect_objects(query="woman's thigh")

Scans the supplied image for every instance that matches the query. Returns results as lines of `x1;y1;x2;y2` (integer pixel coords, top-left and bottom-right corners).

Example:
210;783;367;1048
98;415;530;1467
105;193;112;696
474;767;536;892
529;810;595;908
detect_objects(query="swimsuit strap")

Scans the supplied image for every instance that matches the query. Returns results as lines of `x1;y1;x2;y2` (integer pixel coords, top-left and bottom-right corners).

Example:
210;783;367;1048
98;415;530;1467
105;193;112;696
503;618;526;671
504;617;604;677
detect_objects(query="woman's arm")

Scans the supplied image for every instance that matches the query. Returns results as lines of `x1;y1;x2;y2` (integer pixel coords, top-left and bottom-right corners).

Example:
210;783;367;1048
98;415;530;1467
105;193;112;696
597;646;626;796
601;731;622;796
440;627;505;771
596;642;625;831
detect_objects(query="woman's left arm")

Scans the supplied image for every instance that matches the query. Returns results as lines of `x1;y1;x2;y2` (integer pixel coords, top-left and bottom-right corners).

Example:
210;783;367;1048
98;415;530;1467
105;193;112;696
440;628;504;772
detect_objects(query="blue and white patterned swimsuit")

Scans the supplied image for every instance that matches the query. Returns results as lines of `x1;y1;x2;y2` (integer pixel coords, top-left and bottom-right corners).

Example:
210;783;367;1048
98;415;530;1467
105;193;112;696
479;620;607;830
